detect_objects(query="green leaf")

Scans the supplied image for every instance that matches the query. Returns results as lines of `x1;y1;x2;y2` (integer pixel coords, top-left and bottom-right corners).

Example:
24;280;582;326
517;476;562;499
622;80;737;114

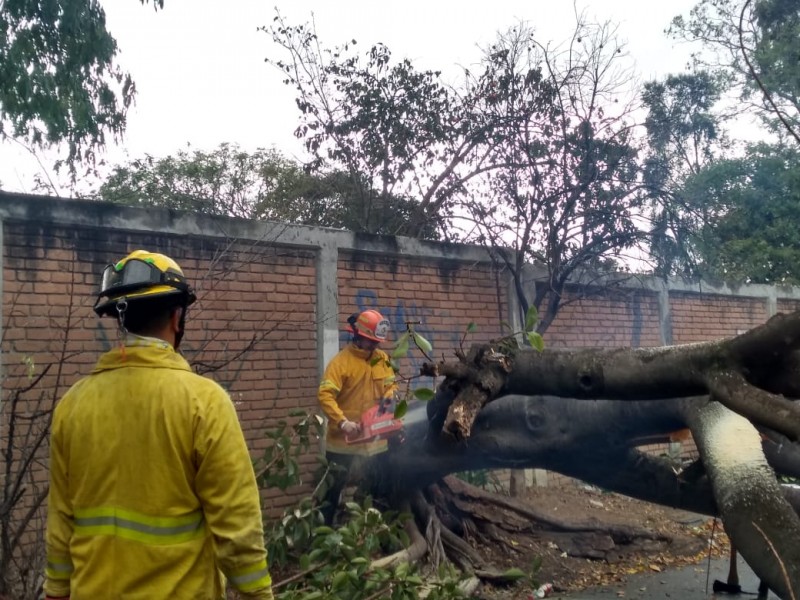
411;331;433;354
525;305;539;332
527;331;545;352
312;526;335;535
393;399;408;419
394;561;410;579
499;567;527;581
331;571;350;591
391;333;410;359
308;548;326;562
413;387;435;401
466;322;478;333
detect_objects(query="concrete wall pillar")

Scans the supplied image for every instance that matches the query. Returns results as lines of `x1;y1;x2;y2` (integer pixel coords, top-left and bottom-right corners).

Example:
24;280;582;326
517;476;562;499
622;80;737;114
316;239;340;378
656;278;673;345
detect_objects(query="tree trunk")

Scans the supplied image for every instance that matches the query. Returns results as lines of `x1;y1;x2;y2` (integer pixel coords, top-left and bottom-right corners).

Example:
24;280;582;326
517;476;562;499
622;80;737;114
687;402;800;599
383;312;800;599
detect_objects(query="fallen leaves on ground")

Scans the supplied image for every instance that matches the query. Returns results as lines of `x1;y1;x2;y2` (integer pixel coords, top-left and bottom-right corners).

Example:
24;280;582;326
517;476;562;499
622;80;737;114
472;484;730;599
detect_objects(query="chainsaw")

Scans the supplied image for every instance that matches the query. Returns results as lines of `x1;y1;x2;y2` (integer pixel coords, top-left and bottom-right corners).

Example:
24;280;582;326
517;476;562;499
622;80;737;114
345;399;404;445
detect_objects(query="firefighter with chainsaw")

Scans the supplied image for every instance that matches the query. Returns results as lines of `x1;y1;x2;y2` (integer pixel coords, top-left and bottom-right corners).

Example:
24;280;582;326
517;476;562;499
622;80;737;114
44;250;273;600
317;309;399;526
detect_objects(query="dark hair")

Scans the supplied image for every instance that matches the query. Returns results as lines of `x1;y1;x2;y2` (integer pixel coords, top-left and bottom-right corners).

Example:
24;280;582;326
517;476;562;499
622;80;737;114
121;294;185;336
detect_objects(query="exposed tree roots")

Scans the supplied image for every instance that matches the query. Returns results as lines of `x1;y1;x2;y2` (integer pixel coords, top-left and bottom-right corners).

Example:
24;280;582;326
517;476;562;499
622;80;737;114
375;472;686;588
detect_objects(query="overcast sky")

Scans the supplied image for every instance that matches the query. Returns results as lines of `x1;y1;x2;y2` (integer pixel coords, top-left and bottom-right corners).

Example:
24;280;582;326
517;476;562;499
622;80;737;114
0;0;699;194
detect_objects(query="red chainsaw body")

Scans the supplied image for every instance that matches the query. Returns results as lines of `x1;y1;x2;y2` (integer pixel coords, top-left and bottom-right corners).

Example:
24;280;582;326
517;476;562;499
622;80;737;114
345;403;404;444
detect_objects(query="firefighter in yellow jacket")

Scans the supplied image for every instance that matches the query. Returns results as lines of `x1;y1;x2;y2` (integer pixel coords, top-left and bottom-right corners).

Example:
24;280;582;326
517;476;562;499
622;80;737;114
44;250;273;600
317;309;397;525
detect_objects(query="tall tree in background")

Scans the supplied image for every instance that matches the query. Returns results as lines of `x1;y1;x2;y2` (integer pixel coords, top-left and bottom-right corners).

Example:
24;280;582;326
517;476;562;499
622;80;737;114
641;71;726;277
751;0;800;140
98;144;304;218
663;0;800;285
686;142;800;284
267;12;685;335
463;18;646;334
669;0;800;144
0;0;161;173
265;12;501;238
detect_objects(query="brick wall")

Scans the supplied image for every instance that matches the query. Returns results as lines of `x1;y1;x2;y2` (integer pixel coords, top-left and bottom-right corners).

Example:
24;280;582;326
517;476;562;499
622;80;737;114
0;199;513;526
3;193;800;526
2;221;321;518
671;292;768;343
543;287;663;349
338;251;505;358
778;298;800;314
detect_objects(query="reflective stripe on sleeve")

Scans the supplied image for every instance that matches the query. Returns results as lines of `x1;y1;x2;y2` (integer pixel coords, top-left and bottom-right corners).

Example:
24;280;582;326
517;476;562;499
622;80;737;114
228;559;272;592
73;506;205;545
45;557;74;580
319;380;340;394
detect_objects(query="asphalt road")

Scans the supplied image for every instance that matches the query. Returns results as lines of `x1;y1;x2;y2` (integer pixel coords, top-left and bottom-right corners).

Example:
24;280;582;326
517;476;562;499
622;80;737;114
558;555;777;599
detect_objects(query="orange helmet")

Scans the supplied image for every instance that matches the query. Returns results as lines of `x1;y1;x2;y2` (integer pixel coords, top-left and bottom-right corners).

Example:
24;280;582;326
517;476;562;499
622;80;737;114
349;309;390;342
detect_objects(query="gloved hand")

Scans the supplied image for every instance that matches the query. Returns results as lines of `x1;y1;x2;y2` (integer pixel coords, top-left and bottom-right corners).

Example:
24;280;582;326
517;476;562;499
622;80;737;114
339;419;361;435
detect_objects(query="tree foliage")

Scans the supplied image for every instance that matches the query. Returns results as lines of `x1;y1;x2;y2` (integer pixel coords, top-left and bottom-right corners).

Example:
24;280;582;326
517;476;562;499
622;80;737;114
641;71;726;277
462;19;647;333
96;143;433;234
265;12;501;238
655;0;800;281
268;12;675;334
669;0;800;144
0;0;162;172
687;143;800;284
643;71;723;183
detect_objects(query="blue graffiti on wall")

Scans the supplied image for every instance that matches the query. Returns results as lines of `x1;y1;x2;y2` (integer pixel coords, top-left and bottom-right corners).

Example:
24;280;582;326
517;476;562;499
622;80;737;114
352;289;445;390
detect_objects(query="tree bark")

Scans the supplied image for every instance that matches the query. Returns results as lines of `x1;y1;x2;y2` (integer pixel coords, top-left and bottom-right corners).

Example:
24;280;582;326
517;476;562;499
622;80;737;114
425;312;800;442
686;402;800;599
397;312;800;599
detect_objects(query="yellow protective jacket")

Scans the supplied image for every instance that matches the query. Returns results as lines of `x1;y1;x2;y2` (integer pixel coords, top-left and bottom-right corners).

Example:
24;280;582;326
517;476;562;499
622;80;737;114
45;336;273;600
318;343;397;456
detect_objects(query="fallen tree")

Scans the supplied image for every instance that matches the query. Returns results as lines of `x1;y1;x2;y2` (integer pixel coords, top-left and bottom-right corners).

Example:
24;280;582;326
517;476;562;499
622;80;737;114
370;311;800;599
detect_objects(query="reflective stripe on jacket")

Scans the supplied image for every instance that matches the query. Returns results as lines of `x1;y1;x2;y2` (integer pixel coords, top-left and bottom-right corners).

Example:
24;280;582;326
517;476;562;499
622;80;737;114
45;338;273;599
318;343;397;455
